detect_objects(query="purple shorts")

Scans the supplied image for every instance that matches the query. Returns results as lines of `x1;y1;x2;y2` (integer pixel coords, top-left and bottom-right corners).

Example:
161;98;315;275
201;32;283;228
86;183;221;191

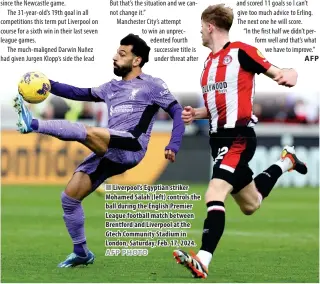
75;129;146;191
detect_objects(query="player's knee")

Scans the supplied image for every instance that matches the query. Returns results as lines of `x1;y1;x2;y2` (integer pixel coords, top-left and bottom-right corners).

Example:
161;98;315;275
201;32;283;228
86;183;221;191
64;172;92;200
205;179;232;203
64;187;78;199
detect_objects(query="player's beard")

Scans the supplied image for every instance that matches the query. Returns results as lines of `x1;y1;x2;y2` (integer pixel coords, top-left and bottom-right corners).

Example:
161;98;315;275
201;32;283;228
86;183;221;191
113;62;133;77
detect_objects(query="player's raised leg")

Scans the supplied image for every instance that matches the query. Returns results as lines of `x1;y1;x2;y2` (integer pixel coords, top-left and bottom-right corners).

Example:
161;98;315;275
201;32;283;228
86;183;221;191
14;94;110;156
232;146;308;215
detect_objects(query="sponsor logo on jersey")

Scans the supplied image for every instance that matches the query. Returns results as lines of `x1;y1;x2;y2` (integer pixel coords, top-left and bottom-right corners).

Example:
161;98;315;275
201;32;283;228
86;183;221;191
202;81;228;94
110;105;133;116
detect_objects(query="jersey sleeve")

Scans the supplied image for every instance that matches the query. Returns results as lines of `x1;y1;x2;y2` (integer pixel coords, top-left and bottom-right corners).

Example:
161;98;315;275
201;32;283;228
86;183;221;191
150;78;178;111
91;82;111;102
238;44;272;74
49;80;98;102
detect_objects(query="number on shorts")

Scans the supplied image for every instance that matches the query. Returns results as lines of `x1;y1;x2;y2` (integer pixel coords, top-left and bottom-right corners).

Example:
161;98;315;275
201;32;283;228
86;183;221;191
213;146;229;164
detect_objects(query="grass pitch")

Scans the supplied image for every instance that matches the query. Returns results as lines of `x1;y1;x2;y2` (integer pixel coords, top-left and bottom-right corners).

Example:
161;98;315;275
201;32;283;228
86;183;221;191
1;185;319;283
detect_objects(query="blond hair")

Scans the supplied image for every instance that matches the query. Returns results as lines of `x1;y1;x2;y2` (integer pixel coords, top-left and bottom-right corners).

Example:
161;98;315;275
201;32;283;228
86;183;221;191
201;4;233;31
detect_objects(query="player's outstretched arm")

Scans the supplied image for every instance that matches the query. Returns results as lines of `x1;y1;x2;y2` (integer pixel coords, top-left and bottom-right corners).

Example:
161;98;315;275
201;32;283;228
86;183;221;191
194;106;209;119
150;79;185;162
238;44;298;88
49;80;103;102
264;65;298;88
182;106;209;124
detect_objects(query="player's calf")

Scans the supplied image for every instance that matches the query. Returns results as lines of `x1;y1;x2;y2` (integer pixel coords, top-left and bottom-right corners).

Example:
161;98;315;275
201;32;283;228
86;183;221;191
26;117;111;157
173;179;232;277
195;179;232;270
233;146;307;214
232;181;261;216
232;181;262;215
238;198;260;216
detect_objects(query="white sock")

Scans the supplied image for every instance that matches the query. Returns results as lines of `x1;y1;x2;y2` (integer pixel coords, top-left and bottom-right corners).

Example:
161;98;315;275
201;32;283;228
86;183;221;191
196;250;212;268
274;157;293;173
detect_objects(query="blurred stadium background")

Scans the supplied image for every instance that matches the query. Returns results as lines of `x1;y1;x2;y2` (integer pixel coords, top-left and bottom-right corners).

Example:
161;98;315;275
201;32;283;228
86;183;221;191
1;91;319;282
1;91;319;187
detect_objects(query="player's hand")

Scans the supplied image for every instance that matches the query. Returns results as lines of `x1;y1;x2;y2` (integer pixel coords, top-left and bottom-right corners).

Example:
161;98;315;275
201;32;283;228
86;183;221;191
273;68;298;87
165;149;176;163
182;106;196;125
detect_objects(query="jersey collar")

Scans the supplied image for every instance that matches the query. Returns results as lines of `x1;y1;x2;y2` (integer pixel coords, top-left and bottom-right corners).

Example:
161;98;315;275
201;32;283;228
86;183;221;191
120;73;144;84
210;41;231;59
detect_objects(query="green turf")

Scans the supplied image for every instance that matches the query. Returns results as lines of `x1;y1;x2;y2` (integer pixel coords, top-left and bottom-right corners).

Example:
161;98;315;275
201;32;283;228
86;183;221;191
1;185;319;283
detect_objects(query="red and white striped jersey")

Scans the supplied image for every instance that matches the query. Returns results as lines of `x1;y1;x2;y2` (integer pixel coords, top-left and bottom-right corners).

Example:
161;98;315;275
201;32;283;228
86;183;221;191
200;41;272;133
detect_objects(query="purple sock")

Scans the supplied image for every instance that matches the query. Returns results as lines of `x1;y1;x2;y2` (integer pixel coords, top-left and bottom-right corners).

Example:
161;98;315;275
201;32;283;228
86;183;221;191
61;192;89;257
31;119;39;130
33;119;87;142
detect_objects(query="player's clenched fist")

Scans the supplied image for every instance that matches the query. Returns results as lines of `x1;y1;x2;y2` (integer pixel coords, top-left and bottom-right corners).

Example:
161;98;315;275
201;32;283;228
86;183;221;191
182;106;196;125
164;149;176;163
273;68;298;88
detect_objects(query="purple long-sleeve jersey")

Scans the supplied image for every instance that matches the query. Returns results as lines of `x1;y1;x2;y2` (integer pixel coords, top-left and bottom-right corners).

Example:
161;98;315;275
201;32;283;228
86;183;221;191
49;73;184;158
92;73;179;147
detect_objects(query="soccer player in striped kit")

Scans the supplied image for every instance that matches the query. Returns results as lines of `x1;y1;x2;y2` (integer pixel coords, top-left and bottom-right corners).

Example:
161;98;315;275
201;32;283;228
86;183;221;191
173;4;307;279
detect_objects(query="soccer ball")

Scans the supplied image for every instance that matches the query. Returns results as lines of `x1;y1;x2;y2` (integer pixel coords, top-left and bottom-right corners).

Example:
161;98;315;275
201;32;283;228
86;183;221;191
18;72;51;104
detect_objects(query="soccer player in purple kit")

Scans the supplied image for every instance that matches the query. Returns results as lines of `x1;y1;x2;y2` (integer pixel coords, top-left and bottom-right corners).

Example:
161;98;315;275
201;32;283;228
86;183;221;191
14;34;185;267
